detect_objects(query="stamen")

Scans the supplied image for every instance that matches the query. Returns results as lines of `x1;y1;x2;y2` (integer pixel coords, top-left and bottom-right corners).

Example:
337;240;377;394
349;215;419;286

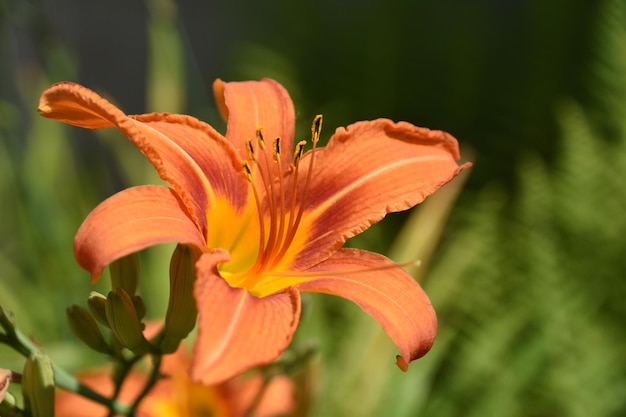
260;136;288;270
312;114;323;143
242;161;253;181
275;115;323;261
250;127;279;276
241;160;266;280
256;127;266;150
292;140;307;167
245;138;256;162
238;116;329;288
273;136;281;162
285;140;307;244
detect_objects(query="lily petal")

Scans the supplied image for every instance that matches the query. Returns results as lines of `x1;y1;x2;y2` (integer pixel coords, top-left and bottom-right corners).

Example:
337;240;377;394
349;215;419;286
296;248;437;368
74;185;205;282
294;119;471;268
213;78;295;168
129;113;250;216
38;82;248;232
192;249;301;385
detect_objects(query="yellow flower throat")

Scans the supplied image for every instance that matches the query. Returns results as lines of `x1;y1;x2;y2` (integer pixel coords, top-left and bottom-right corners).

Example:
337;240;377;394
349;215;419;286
210;116;323;298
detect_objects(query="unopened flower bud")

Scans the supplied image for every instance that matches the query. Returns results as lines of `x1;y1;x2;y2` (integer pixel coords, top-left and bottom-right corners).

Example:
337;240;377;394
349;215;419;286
109;253;139;296
87;291;109;327
22;352;55;417
160;244;200;353
66;305;111;354
105;288;150;355
132;295;147;320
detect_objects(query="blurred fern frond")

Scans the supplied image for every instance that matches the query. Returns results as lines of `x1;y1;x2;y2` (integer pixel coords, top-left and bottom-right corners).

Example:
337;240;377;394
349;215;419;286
415;3;626;414
420;99;626;417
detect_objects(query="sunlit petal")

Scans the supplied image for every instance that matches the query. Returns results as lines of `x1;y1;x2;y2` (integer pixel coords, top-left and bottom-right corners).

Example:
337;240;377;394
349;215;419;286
37;81;122;129
292;118;471;268
192;249;301;385
38;82;248;232
129;113;250;216
297;248;437;367
213;78;295;168
74;185;205;282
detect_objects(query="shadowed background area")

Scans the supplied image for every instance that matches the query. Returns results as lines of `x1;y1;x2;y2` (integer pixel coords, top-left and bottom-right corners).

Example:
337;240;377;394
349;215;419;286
1;0;625;416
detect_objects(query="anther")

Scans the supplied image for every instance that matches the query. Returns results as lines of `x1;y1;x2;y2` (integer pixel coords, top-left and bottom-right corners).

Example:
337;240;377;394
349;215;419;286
292;140;307;167
273;137;281;162
245;138;256;162
312;115;323;143
242;161;253;181
255;127;266;150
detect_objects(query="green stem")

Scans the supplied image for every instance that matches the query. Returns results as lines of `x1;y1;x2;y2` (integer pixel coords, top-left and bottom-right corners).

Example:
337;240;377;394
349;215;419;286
126;354;163;417
1;307;131;415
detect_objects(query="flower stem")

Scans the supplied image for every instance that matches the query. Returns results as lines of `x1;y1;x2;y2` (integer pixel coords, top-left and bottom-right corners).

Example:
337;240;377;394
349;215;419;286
126;354;163;417
0;306;131;415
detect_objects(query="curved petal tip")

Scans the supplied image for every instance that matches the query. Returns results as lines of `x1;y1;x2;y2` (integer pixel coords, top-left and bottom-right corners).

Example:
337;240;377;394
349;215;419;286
396;355;409;372
38;81;121;129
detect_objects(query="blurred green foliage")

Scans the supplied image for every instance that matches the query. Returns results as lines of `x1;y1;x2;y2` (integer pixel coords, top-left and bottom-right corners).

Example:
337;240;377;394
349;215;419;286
1;0;626;416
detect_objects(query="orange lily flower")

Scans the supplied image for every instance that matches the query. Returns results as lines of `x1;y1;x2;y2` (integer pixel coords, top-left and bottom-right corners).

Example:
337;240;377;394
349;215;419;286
38;79;470;384
55;347;296;417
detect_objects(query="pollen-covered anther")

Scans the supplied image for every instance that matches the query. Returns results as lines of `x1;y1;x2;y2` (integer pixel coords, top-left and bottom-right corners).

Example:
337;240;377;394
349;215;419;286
242;161;253;181
292;140;307;167
255;126;266;149
273;137;281;163
312;114;323;143
245;138;256;162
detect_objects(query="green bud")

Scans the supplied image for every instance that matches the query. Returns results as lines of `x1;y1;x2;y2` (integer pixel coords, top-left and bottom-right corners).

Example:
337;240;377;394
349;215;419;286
108;331;125;358
132;295;147;320
22;352;55;417
66;305;111;354
87;291;110;327
109;253;139;296
160;244;200;353
105;288;150;355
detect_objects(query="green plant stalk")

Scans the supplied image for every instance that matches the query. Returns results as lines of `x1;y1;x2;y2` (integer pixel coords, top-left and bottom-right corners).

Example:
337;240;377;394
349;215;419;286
125;354;163;417
1;307;131;415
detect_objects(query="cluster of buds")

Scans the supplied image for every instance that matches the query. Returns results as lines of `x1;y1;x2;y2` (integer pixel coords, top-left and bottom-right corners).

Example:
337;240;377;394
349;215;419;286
65;244;200;358
0;353;56;417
